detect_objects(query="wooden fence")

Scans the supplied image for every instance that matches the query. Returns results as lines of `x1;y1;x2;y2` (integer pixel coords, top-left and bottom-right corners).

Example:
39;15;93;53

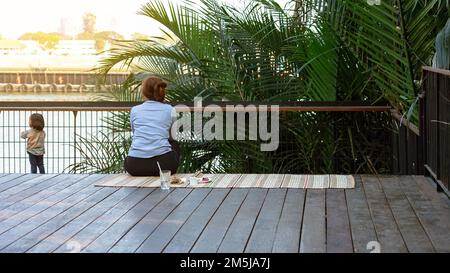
391;110;423;175
422;66;450;193
392;66;450;195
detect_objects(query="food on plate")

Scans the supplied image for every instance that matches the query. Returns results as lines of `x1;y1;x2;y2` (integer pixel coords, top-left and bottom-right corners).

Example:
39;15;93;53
170;176;183;184
200;177;210;183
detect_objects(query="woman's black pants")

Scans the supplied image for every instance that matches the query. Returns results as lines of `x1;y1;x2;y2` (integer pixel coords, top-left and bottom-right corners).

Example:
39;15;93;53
124;140;180;176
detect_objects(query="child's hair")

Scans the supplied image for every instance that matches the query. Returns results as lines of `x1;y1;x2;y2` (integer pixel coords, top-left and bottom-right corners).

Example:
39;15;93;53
141;76;167;102
30;113;45;131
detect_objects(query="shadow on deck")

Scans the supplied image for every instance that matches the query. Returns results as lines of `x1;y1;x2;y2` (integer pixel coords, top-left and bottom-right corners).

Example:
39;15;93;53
0;173;448;253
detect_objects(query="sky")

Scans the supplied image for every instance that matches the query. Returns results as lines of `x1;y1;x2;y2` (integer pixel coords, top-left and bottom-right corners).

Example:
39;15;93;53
0;0;290;39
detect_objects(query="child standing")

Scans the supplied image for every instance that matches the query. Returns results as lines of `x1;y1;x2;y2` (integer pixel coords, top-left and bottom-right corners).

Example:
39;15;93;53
21;113;46;174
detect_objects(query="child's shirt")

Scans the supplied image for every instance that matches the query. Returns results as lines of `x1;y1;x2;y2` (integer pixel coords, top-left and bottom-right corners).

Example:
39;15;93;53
20;129;46;155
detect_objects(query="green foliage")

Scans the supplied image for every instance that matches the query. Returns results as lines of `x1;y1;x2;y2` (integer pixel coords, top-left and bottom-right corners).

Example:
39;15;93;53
18;32;69;50
72;0;448;174
83;12;97;34
76;32;95;40
319;0;448;117
68;131;131;174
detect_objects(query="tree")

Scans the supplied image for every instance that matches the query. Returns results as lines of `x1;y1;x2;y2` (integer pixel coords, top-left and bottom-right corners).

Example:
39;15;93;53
94;31;124;51
316;0;447;121
77;12;123;52
83;13;96;34
76;32;95;40
68;0;363;174
72;0;448;175
18;31;70;50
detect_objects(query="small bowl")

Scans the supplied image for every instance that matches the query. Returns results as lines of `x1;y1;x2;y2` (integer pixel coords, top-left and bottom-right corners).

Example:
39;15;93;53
189;177;199;185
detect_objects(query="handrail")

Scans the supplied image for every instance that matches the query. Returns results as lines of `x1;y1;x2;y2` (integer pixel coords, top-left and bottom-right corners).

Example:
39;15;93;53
423;66;450;77
0;101;392;112
390;109;420;136
422;66;450;194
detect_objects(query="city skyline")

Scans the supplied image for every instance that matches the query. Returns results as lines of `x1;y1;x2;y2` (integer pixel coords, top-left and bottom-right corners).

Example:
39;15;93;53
0;0;170;39
0;0;291;39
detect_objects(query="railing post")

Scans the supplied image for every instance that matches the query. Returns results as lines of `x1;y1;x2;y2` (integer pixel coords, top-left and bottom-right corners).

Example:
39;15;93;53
73;110;78;173
419;90;425;176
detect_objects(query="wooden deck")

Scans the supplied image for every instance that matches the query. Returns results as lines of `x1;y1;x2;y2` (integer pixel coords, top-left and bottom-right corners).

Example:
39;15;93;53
0;173;448;253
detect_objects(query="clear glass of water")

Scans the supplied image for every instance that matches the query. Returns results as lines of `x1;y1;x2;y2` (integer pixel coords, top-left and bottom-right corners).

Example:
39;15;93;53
160;170;171;191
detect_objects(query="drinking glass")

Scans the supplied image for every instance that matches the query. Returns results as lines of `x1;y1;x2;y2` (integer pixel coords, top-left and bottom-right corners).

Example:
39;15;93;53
160;170;171;191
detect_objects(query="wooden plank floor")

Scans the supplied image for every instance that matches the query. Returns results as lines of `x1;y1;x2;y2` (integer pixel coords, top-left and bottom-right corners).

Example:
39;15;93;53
0;174;448;253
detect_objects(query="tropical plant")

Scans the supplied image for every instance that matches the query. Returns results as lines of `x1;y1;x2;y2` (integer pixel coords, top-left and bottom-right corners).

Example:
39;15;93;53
70;0;447;174
68;131;131;174
317;0;448;120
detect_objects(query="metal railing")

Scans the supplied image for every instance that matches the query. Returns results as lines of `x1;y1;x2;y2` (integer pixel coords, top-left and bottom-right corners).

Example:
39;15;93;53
0;101;393;174
389;66;450;196
0;109;122;173
422;66;450;194
391;109;423;175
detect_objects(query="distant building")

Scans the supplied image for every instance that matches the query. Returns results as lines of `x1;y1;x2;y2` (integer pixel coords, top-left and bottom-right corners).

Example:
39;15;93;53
0;40;41;55
0;40;25;55
0;39;128;70
0;40;101;56
18;40;41;54
58;18;69;36
54;40;96;55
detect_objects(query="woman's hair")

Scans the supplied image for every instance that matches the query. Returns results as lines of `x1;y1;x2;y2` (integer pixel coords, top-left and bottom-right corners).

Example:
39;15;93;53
30;113;45;131
141;76;167;102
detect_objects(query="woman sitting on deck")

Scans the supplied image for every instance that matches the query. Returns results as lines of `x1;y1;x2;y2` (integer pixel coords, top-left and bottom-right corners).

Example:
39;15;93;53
124;76;180;176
